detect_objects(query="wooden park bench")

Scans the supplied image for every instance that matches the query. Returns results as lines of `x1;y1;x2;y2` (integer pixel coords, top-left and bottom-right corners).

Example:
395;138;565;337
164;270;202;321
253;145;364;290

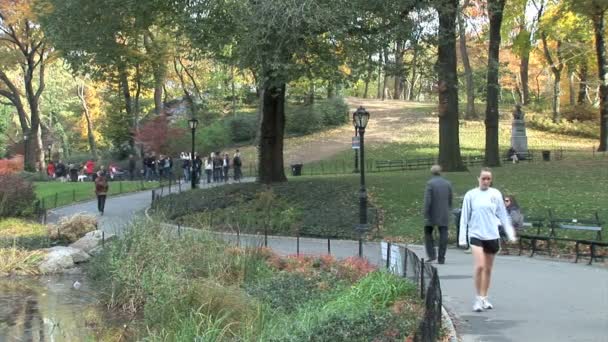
518;211;605;264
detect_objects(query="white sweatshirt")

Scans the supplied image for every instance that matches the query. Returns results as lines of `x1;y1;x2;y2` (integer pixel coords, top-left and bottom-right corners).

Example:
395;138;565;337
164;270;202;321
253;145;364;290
458;187;516;246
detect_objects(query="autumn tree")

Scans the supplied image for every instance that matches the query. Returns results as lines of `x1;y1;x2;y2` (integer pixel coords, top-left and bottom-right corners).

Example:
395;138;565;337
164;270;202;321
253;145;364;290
484;0;506;167
435;0;466;171
0;0;52;170
567;0;608;151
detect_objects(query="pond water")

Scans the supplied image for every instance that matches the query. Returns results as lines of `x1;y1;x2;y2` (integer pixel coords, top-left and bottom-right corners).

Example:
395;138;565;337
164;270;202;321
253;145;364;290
0;274;131;341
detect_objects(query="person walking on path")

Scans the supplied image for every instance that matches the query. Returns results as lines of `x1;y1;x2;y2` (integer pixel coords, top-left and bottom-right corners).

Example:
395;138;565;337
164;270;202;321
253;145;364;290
95;170;109;215
233;149;242;182
459;167;516;312
423;165;453;264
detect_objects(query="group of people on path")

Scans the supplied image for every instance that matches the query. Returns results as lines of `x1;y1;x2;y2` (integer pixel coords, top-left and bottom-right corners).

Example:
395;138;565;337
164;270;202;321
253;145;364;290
423;165;523;313
180;149;243;184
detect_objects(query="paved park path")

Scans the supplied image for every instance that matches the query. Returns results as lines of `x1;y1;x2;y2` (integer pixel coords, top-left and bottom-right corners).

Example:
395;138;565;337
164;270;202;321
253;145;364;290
48;186;608;342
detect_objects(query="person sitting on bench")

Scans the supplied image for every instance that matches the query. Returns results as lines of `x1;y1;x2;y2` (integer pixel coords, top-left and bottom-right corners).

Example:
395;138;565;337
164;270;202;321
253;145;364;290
499;195;524;240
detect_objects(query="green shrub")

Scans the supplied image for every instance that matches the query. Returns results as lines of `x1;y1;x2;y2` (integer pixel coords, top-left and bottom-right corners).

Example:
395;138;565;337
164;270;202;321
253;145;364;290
246;272;331;313
0;173;36;218
226;115;258;143
154;180;371;239
286;104;322;135
528;115;599;139
316;98;349;126
561;105;599;122
289;309;414;342
199;121;233;153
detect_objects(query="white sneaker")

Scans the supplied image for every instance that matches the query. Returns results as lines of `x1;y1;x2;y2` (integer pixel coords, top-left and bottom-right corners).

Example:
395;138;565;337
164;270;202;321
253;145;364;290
482;297;493;310
473;297;484;312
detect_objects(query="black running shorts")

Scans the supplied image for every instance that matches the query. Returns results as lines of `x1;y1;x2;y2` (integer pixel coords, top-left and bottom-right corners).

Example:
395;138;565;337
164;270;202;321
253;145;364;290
470;238;500;254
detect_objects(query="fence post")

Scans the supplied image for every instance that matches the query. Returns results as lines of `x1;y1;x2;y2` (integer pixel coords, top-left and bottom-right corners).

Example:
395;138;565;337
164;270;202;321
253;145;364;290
54;193;58;208
119;181;123;194
178;223;181;238
386;241;391;269
420;258;425;299
264;226;268;247
296;232;300;256
102;231;105;248
402;248;407;278
151;190;156;205
72;189;76;202
237;229;240;247
327;238;331;255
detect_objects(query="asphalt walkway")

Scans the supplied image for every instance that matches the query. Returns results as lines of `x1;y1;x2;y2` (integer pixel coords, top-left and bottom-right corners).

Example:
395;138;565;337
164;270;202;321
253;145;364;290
48;185;608;342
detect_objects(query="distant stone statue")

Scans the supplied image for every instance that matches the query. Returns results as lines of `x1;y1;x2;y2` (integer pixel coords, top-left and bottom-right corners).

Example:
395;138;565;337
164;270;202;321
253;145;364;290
513;104;524;120
511;104;528;155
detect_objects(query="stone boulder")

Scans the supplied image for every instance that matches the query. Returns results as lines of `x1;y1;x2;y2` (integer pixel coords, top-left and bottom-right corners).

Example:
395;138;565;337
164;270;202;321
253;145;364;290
39;246;91;274
69;230;115;254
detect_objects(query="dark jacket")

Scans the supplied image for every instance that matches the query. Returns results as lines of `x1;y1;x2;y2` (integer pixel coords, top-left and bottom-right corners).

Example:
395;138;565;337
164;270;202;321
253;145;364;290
423;175;453;226
95;175;109;195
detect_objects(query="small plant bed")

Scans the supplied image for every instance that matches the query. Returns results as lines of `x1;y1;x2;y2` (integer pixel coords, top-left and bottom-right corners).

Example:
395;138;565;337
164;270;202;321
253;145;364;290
152;178;379;239
88;221;423;340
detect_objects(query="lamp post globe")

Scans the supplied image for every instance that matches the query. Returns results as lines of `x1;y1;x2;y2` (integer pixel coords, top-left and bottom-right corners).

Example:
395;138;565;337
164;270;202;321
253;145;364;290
353;106;370;257
188;118;199;189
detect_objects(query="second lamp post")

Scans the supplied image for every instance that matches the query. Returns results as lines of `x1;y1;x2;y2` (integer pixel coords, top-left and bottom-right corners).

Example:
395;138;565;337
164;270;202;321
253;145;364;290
188;118;199;189
353;106;370;257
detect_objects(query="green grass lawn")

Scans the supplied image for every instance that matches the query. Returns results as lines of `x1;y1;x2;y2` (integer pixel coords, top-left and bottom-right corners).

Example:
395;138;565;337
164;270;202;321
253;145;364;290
34;180;160;209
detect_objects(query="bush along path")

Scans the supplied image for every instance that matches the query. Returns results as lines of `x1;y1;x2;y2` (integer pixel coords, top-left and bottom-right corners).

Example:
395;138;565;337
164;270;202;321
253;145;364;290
50;181;608;342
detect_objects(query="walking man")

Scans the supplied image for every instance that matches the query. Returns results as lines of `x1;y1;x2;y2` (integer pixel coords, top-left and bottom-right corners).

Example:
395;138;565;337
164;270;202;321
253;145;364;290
423;165;453;264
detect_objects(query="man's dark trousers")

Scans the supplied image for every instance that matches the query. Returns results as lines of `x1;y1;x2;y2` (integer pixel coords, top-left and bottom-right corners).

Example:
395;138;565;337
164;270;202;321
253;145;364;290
424;226;448;262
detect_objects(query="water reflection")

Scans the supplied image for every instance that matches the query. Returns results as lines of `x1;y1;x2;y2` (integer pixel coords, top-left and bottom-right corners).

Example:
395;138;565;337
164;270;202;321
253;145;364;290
0;274;121;341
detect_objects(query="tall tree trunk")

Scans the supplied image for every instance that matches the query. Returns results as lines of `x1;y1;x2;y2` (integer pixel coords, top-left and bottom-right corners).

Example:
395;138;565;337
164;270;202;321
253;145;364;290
306;78;315;105
568;71;576;106
327;81;335;99
458;0;476;118
520;53;530;105
382;47;389;100
173;57;196;117
231;64;237;116
76;84;98;159
578;61;589;105
541;34;563;122
258;81;287;183
436;0;465;171
593;11;608;151
393;41;404;100
377;50;383;99
484;0;506;167
407;47;419;101
144;31;165;116
24;54;45;171
363;53;373;99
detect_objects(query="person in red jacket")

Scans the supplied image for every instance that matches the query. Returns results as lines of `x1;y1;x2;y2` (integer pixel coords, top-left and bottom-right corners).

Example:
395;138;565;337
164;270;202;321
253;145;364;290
85;159;95;180
47;161;56;179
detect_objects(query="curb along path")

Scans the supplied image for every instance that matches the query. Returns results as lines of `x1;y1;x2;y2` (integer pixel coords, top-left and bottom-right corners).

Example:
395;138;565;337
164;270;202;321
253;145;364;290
48;181;608;342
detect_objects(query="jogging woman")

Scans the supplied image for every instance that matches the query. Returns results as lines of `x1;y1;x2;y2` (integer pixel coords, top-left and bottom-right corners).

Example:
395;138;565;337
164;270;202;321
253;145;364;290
459;168;516;312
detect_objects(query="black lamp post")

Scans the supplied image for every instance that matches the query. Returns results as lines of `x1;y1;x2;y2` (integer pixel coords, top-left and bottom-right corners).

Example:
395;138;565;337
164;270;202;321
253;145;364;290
46;144;52;164
188;118;199;190
352;115;359;173
353;106;370;257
